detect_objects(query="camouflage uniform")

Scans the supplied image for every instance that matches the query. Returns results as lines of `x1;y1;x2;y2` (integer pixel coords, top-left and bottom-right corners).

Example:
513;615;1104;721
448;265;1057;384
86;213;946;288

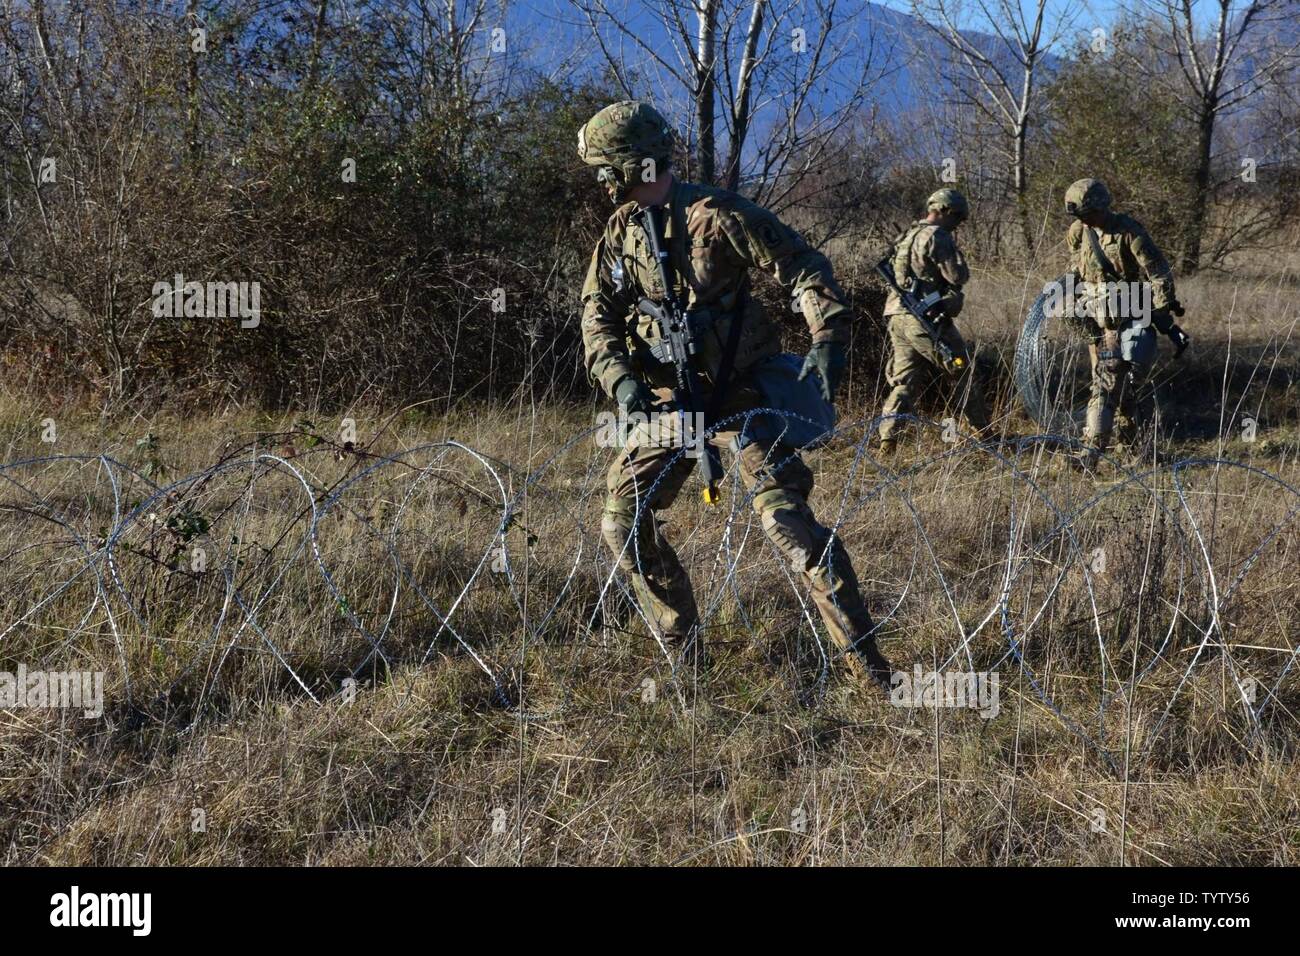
879;212;989;444
581;159;885;680
1063;179;1178;459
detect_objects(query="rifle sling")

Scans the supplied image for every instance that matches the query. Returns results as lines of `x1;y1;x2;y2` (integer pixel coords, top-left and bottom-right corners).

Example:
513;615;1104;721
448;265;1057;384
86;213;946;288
1084;225;1122;283
705;286;747;427
654;200;746;428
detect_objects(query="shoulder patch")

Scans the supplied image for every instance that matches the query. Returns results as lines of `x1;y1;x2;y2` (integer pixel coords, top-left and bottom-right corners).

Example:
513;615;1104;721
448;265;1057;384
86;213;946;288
756;218;784;249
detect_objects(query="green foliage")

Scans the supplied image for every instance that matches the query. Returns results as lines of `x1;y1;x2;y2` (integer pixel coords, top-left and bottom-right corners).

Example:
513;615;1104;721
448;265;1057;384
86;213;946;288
136;433;167;480
165;510;210;543
1034;24;1199;254
0;2;620;407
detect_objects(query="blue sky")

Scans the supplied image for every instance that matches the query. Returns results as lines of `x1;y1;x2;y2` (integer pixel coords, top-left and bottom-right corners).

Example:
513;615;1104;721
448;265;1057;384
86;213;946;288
501;0;1232;83
513;0;1227;58
506;0;1138;108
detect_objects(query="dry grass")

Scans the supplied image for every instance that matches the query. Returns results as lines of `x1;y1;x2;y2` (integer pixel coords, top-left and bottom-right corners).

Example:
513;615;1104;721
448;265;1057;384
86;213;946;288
1;267;1298;866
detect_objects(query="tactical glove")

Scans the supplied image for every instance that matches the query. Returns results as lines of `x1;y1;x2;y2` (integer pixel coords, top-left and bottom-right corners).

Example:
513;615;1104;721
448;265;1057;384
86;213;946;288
935;288;964;321
922;302;946;323
614;376;655;417
1152;297;1186;332
797;342;847;403
1165;324;1190;356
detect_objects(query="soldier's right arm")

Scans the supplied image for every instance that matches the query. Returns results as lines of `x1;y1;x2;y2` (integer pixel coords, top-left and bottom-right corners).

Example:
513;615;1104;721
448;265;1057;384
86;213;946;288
580;209;638;398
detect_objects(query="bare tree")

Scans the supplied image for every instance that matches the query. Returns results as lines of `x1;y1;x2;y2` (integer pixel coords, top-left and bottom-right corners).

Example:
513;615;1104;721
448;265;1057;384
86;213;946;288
570;0;890;221
1137;0;1300;272
910;0;1076;251
695;0;720;182
723;0;765;190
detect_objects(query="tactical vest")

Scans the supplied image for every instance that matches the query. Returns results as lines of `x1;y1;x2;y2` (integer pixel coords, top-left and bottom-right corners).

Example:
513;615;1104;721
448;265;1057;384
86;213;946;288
619;184;781;387
891;221;953;297
891;223;926;289
884;221;938;316
1075;219;1145;331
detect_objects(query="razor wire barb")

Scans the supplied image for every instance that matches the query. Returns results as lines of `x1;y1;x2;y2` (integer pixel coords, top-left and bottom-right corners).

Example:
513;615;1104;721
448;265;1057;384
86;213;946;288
1;409;1296;773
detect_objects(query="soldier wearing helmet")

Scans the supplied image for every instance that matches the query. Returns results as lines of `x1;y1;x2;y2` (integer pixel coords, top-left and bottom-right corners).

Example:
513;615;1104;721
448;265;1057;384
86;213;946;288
877;188;992;455
1061;178;1190;470
577;100;893;689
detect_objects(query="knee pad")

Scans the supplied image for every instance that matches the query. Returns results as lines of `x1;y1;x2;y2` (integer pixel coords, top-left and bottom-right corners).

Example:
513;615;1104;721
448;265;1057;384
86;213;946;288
601;495;650;567
752;487;805;519
753;488;831;573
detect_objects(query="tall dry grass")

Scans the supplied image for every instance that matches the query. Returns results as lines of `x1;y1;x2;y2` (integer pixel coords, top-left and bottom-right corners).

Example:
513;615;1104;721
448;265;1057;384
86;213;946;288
0;265;1297;866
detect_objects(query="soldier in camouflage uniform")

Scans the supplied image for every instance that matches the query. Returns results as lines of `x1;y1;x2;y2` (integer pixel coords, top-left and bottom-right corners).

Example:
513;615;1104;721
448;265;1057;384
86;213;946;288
878;189;991;455
1061;179;1190;469
577;100;892;689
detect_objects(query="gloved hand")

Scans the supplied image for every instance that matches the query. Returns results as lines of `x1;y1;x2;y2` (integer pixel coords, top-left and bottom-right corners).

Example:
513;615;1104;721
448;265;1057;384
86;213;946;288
1165;324;1190;356
797;341;847;403
933;289;964;321
614;376;655;417
1152;296;1186;328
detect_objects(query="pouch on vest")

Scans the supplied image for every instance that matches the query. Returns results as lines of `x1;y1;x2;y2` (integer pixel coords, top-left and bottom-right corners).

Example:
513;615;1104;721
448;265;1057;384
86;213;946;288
1120;324;1156;365
732;353;837;452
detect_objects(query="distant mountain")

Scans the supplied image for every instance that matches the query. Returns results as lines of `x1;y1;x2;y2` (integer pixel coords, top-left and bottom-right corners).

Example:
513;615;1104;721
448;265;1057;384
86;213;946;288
518;0;1063;120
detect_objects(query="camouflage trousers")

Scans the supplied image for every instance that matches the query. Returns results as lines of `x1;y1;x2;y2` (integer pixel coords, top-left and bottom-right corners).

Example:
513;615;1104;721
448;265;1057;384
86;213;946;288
600;379;876;661
879;313;989;442
1084;328;1156;456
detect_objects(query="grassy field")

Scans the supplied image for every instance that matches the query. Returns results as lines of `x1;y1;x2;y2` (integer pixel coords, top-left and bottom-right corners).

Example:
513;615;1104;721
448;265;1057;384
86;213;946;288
0;265;1298;866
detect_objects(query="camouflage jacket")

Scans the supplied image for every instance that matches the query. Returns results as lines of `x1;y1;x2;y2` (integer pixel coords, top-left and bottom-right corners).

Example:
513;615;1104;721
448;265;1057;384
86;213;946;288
885;221;968;318
580;178;854;397
1066;212;1176;317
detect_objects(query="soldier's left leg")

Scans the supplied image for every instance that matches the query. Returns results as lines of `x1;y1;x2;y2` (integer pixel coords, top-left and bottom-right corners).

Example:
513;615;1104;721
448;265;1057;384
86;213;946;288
1114;331;1158;452
734;436;893;688
1110;364;1140;450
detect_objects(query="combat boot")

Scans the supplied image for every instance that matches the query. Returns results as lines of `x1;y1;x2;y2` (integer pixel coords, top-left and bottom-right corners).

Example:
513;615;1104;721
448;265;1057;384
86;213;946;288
844;634;895;694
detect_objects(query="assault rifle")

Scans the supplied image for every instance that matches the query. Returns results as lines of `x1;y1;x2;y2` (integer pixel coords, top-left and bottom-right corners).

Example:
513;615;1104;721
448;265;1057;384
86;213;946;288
874;253;965;373
634;205;723;505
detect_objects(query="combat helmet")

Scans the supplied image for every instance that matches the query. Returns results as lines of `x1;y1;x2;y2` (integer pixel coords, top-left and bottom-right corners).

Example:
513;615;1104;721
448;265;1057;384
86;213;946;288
1064;178;1112;217
578;101;675;203
926;188;969;223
